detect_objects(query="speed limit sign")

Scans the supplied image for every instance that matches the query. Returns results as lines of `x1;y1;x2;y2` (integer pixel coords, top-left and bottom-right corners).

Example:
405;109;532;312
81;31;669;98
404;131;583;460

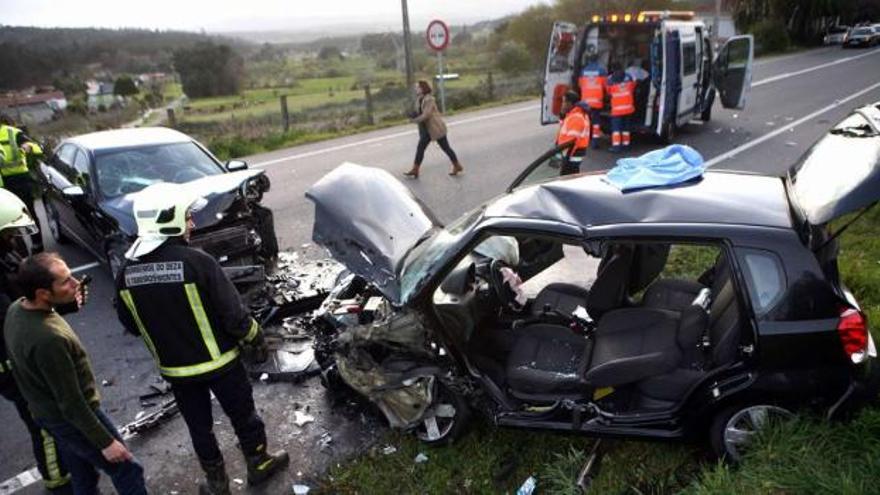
426;19;449;52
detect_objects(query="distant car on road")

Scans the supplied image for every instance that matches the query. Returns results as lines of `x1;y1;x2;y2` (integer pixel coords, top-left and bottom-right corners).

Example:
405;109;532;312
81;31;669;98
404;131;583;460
823;25;850;45
843;26;878;47
39;127;278;280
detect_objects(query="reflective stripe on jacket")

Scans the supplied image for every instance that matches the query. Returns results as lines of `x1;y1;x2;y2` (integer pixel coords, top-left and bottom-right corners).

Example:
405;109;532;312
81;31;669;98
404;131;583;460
556;105;591;162
115;240;260;383
606;78;636;117
0;125;29;177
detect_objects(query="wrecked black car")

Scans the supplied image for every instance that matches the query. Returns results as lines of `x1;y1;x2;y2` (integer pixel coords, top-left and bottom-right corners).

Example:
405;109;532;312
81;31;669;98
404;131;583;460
39;127;278;280
306;102;880;461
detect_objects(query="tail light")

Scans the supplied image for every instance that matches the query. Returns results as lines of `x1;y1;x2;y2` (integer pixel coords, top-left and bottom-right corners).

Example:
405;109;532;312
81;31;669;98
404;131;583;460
838;307;869;363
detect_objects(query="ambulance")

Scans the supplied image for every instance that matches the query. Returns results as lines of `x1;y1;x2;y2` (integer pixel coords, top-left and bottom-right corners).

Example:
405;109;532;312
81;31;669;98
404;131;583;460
541;11;754;142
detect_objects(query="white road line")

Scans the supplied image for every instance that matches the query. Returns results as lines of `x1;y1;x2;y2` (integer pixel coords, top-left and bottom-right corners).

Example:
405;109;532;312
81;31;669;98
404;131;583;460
0;467;40;495
704;80;880;167
250;104;539;168
71;261;102;273
752;48;880;87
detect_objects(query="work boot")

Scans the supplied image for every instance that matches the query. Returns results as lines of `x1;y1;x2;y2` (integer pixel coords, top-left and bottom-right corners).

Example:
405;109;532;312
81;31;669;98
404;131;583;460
198;456;231;495
245;445;289;486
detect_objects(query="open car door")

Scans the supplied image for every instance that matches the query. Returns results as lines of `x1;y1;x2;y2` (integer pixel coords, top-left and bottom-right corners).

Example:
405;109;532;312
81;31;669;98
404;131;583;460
541;22;579;125
712;35;754;110
787;103;880;226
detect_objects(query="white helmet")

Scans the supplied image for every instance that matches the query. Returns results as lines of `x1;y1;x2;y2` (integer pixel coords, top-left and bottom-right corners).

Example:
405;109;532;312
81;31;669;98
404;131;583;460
126;182;207;260
0;188;37;236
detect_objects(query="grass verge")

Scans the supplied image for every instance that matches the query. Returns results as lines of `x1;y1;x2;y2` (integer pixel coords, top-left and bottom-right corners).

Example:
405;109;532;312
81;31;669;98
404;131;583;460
319;207;880;494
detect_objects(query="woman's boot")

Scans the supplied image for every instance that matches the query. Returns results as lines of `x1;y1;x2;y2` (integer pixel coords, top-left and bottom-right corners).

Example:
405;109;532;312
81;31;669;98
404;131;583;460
449;161;464;176
403;164;420;178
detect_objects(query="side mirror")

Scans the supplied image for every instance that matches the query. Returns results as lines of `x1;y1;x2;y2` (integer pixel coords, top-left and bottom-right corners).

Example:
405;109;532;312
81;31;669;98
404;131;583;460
61;185;85;197
225;160;248;172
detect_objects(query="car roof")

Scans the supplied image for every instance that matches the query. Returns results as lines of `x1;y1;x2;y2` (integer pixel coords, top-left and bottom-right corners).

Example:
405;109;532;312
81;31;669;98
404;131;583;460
485;170;792;229
64;127;193;152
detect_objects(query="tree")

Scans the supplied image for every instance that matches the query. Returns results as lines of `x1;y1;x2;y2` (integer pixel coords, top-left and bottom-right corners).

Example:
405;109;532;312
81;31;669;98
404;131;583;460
496;42;533;74
318;45;343;60
504;4;556;67
173;42;243;98
113;76;139;98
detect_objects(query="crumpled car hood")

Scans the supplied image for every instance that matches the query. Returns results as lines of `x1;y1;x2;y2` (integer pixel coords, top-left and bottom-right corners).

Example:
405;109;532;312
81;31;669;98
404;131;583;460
305;163;440;304
100;169;265;237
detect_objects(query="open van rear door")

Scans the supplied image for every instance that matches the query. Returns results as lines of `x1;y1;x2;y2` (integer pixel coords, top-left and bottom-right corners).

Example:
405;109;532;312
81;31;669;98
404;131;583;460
541;22;579;125
712;35;754;110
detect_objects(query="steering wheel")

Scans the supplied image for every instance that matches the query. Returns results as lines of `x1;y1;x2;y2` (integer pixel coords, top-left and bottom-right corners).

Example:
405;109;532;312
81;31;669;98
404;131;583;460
488;259;521;311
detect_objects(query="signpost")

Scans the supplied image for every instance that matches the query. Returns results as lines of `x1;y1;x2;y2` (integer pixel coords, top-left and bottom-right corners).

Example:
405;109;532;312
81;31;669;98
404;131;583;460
426;19;449;112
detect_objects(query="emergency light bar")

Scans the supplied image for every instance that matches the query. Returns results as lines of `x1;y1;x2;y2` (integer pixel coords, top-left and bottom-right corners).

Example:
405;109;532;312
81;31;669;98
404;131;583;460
589;10;695;23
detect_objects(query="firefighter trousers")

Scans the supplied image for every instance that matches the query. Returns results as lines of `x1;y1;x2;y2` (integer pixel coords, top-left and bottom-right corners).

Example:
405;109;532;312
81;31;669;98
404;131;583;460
0;382;71;490
170;361;267;462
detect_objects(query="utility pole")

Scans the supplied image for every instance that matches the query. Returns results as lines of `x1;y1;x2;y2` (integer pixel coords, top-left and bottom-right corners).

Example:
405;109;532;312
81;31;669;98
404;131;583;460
401;0;415;105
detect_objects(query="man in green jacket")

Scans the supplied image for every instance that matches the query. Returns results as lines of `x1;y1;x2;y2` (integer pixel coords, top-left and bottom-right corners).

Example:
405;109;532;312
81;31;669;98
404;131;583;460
4;252;147;494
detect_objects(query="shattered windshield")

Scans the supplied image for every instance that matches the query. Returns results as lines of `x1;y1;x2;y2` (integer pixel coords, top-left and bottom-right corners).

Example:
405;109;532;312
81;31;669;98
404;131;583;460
95;142;224;198
399;205;485;302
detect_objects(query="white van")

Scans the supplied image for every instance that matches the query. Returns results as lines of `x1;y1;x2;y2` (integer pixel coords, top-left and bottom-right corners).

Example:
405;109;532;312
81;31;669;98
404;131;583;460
541;11;754;142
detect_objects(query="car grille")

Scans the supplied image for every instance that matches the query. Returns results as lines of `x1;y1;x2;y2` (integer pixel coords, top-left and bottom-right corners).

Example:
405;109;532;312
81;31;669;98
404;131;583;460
190;224;258;260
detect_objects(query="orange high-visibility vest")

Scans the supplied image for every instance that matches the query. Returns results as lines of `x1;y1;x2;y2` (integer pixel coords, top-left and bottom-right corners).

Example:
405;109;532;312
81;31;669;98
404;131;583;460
607;79;636;117
555;106;591;160
578;74;606;109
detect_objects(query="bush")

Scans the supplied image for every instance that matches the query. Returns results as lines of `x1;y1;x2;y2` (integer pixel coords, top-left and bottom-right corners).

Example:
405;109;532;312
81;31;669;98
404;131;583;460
751;20;790;55
496;41;532;75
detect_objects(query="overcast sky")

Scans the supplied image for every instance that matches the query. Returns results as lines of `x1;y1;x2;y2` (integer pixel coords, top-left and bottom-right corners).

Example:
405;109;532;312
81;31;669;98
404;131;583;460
3;0;549;33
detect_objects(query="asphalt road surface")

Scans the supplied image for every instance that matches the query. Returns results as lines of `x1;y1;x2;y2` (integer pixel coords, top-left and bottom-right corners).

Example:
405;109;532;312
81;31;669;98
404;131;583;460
3;45;880;494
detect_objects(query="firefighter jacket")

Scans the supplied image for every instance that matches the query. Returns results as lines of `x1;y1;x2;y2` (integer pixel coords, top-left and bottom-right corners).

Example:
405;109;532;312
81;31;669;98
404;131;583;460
115;240;260;383
555;104;591;164
605;73;636;117
577;63;607;110
0;125;40;178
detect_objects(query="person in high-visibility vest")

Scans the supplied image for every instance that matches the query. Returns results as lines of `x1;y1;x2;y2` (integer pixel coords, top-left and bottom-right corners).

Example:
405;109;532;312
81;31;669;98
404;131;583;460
0;114;44;251
604;65;636;152
555;90;592;176
577;52;606;149
0;189;72;493
115;183;288;495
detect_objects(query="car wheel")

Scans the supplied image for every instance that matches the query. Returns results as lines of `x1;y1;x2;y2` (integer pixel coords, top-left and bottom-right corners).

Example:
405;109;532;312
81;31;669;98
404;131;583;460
43;199;70;245
414;379;470;445
709;404;794;462
105;242;127;280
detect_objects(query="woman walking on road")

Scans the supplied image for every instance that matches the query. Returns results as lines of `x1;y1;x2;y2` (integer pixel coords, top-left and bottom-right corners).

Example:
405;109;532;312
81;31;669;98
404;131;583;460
404;80;463;178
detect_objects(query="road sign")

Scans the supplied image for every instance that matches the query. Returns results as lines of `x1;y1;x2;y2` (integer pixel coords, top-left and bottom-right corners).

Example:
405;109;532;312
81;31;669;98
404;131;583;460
426;19;449;52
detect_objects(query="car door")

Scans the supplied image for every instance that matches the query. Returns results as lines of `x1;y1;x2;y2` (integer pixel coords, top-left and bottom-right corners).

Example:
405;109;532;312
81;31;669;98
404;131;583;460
677;29;700;123
541;21;579;125
712;35;755;110
41;144;85;244
68;148;107;254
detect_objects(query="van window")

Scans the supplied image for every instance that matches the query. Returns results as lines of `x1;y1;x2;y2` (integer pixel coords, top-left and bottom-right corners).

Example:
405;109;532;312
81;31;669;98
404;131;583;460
682;42;697;75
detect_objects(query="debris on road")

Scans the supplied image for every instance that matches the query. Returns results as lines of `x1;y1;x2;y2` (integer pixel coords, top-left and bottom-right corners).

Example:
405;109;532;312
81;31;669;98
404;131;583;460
318;432;333;451
414;453;428;464
381;445;397;455
119;399;180;440
293;484;311;495
101;379;113;387
293;411;315;427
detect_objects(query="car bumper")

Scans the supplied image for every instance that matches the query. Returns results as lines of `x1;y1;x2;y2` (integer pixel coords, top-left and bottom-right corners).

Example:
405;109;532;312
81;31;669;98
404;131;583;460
827;358;880;420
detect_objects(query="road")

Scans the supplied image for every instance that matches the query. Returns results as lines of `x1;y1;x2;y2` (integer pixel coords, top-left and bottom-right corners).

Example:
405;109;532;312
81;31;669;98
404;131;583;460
2;45;880;494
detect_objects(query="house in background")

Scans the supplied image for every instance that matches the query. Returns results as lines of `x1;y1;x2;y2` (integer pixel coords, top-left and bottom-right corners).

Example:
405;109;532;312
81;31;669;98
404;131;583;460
86;81;123;111
0;91;68;125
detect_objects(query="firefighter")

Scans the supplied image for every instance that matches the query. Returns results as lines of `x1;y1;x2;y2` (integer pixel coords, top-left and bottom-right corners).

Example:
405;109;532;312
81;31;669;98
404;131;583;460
577;49;606;149
0;114;44;252
555;90;591;176
115;183;288;495
605;64;636;152
0;189;72;493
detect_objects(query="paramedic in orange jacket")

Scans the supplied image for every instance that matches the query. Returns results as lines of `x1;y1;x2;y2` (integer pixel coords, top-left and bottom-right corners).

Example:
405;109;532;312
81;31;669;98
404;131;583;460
577;53;606;149
555;90;591;176
605;64;636;152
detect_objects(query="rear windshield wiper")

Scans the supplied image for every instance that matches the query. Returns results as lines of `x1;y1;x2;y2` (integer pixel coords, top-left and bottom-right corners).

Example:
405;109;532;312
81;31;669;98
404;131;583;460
829;125;878;138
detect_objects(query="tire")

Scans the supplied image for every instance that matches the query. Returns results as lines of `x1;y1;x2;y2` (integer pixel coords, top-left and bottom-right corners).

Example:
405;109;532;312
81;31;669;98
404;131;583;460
104;242;127;281
43;199;70;245
414;378;470;446
709;404;794;463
